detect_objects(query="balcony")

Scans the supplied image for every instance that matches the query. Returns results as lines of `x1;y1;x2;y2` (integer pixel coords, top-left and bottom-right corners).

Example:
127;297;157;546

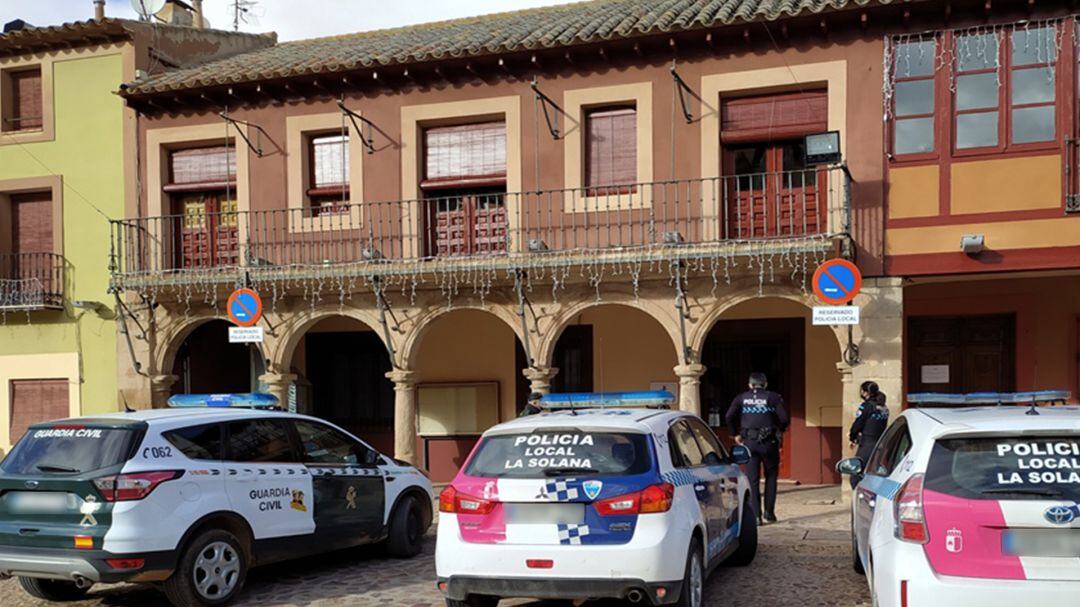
0;252;65;311
109;166;850;290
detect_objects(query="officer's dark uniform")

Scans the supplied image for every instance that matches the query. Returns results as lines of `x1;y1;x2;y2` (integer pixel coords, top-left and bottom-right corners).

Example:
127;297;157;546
848;396;889;488
725;388;789;520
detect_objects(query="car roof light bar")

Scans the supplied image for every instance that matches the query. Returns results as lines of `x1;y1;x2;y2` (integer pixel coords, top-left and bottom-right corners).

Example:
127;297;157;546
907;390;1071;408
167;393;281;410
541;390;676;410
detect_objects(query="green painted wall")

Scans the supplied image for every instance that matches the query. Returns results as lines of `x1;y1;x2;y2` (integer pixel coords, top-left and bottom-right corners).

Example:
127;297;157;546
0;50;125;416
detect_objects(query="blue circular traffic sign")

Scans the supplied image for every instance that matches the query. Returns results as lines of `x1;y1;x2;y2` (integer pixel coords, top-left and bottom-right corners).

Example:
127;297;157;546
227;288;263;327
812;260;862;305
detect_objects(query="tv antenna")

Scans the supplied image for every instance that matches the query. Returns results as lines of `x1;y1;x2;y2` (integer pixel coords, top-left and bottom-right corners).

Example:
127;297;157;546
232;0;262;31
130;0;166;20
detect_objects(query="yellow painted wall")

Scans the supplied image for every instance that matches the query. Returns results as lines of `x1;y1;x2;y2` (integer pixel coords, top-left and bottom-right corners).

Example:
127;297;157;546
721;298;844;427
574;305;679;393
951;155;1061;215
887;216;1080;255
0;50;125;443
888;165;939;220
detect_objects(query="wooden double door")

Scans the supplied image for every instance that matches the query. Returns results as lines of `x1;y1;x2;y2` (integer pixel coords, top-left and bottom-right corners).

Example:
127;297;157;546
173;192;239;269
907;315;1016;394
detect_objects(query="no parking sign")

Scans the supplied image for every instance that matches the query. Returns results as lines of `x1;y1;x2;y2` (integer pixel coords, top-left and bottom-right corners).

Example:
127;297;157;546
227;288;263;327
812;259;862;305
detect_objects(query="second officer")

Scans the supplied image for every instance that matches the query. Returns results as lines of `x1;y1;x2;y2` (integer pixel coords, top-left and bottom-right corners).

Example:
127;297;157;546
725;372;789;525
848;380;890;488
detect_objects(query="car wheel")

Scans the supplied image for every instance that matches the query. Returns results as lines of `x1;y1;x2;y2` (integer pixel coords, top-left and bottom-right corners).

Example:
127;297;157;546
445;595;499;607
725;495;758;567
163;528;247;607
17;577;90;601
674;538;704;607
386;495;425;558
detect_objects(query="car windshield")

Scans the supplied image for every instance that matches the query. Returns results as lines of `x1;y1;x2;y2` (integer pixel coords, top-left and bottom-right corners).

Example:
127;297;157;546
926;435;1080;500
1;425;140;476
464;431;653;479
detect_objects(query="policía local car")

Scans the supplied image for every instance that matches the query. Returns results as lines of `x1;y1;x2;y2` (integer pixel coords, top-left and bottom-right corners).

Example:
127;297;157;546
837;391;1080;607
0;393;434;607
435;391;757;607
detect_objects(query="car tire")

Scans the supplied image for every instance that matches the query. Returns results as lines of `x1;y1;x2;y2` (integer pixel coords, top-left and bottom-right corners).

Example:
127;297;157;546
851;512;865;575
162;528;247;607
724;495;758;567
445;595;499;607
17;577;90;601
386;495;425;558
674;537;704;607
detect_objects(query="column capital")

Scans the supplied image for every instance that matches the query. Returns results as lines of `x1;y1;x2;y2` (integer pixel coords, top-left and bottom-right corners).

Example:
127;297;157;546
386;369;417;388
673;363;706;379
150;374;178;391
523;366;559;395
835;362;855;382
258;372;298;387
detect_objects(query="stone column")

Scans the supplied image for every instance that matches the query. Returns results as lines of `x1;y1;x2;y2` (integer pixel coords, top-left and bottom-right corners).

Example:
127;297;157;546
150;374;178;409
258;373;298;410
674;363;707;416
387;369;419;466
522;366;559;395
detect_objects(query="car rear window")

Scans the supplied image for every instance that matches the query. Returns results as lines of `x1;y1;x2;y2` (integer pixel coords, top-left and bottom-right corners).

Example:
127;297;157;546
164;423;224;460
464;431;653;478
927;436;1080;500
1;425;141;475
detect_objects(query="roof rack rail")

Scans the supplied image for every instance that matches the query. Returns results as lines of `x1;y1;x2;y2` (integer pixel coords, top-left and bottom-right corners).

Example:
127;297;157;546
541;390;675;411
907;390;1071;408
167;393;281;410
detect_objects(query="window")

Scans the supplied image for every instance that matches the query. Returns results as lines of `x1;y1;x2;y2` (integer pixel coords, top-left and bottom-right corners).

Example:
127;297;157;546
2;66;42;132
165;146;239;269
585;107;637;193
2;424;138;475
9;379;68;444
308;133;349;215
1008;26;1057;145
293;420;373;465
892;39;937;155
865;420;912;477
225;419;297;463
165;423;224;460
669;420;705;468
464;431;652;478
686;418;729;466
423;122;506;188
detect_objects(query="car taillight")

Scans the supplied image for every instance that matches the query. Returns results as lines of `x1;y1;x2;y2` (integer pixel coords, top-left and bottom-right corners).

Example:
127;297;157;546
438;485;496;515
93;471;183;502
595;483;674;516
894;474;928;544
106;558;144;571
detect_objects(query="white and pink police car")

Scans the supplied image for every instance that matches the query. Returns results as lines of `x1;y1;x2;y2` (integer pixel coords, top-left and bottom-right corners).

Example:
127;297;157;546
839;391;1080;607
434;391;757;607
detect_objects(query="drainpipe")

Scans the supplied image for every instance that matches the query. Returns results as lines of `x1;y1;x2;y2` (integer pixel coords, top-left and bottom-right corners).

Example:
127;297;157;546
93;0;106;21
192;0;205;29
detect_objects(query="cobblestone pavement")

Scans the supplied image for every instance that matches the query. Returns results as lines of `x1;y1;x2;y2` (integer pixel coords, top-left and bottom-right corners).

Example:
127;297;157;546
0;486;870;607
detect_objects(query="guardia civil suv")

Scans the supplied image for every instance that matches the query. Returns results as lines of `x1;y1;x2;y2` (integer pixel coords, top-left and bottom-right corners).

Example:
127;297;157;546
0;394;433;607
435;391;757;607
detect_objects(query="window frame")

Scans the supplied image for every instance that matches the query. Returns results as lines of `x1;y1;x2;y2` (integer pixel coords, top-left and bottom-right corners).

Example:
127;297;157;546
668;419;706;469
290;419;380;467
223;417;301;464
685;417;731;465
0;60;54;145
163;422;225;461
865;419;913;478
2;65;43;133
583;105;638;195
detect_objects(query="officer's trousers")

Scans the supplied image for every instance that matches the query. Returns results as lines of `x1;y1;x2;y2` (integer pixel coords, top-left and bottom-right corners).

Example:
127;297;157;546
850;436;879;489
744;439;780;518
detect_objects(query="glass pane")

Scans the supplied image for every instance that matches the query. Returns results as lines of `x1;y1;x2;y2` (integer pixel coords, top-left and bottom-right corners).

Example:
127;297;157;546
957;73;999;110
1012;26;1057;66
957;32;999;71
227;420;297;463
956;111;999;149
1012;105;1055;144
295;421;361;465
894;117;934;155
895;39;936;77
895;80;934;116
1011;67;1055;105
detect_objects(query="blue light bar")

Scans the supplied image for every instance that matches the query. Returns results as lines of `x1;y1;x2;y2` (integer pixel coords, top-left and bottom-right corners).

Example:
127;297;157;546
541;390;676;409
167;393;280;410
907;391;1071;406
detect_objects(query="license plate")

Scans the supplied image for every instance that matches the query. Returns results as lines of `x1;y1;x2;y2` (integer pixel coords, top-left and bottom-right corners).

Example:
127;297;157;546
1003;529;1080;557
504;503;585;525
6;492;75;514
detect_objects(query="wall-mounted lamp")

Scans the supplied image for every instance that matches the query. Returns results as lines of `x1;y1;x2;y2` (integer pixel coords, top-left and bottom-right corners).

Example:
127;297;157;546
805;131;842;165
72;300;106;313
960;234;985;256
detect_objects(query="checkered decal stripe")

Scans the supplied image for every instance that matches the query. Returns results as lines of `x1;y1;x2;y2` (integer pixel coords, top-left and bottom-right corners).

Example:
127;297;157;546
741;405;772;414
663;469;699;487
557;523;590;545
310;467;383;477
545;478;579;501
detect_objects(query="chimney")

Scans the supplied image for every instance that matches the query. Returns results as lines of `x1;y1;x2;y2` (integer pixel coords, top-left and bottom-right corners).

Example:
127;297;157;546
93;0;106;21
192;0;205;29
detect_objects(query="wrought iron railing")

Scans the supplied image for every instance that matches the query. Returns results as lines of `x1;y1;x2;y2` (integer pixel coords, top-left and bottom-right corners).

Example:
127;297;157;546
0;252;65;310
110;166;850;281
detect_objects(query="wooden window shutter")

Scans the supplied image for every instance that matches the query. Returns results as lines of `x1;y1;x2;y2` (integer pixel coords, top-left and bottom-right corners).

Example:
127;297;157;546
166;146;237;192
9;379;69;443
423;122;506;189
310;134;349;191
585;107;637;190
721;91;827;143
9;67;43;131
11;191;53;254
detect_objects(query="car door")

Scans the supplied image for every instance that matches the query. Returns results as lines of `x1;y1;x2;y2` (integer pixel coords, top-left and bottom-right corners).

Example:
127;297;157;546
668;420;724;556
855;420;913;559
292;419;385;547
685;418;741;555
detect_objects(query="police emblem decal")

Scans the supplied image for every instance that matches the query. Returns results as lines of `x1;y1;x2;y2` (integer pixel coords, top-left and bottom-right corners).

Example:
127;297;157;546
945;528;963;553
79;495;100;527
1044;504;1076;525
582;480;603;500
291;489;308;512
345;486;358;510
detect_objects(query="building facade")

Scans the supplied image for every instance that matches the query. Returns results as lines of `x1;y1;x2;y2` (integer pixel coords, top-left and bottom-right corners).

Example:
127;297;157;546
0;7;272;451
111;0;1080;484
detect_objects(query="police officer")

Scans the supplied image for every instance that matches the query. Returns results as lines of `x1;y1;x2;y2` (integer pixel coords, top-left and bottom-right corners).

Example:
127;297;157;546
848;381;889;488
519;392;544;417
725;372;789;525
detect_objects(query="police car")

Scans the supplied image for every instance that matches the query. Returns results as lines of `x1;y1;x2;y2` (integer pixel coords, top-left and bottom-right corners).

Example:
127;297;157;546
0;393;434;606
435;391;756;607
837;392;1080;607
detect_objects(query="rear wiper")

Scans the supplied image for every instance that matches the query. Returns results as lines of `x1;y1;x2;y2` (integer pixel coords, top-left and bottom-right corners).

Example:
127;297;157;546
542;467;599;477
36;465;79;474
982;487;1063;497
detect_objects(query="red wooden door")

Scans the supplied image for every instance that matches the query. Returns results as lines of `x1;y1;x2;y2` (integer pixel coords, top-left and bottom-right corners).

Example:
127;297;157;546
176;193;239;269
723;141;827;239
429;193;507;257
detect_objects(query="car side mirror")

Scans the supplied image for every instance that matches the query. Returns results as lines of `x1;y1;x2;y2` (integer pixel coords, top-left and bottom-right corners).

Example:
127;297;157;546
731;445;751;465
836;457;863;476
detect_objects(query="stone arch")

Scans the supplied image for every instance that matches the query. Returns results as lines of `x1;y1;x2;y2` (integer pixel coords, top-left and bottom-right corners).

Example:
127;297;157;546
156;314;229;375
272;307;388;374
537;297;683;369
402;303;526;369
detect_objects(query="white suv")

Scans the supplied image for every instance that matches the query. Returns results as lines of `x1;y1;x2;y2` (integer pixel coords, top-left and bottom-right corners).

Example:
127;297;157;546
838;392;1080;607
0;394;433;606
